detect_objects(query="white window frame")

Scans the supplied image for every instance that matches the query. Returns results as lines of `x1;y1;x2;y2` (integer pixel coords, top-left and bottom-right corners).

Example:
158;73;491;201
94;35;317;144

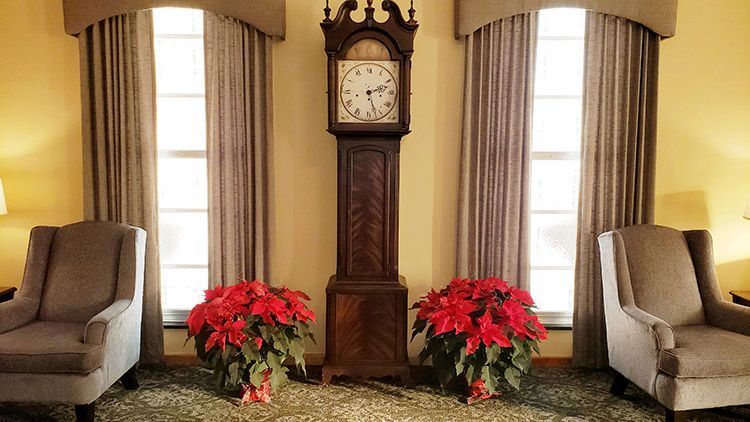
153;9;209;326
529;9;586;328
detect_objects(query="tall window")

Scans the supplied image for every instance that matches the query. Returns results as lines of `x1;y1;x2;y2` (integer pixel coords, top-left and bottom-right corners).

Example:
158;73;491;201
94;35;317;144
529;9;586;326
153;8;208;325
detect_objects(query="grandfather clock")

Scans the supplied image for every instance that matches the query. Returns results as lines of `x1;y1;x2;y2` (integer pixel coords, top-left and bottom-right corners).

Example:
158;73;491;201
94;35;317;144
321;0;417;384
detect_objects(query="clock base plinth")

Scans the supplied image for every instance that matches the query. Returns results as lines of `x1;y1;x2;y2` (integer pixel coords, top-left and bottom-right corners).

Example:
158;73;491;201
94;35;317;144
322;363;413;387
322;275;411;386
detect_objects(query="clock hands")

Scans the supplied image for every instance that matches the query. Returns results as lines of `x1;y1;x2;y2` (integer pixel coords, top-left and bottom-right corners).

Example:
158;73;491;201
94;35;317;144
368;95;378;116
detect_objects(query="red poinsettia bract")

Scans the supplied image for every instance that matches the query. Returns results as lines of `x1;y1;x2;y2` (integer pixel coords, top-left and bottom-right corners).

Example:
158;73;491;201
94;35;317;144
412;277;547;354
186;280;316;353
411;277;548;402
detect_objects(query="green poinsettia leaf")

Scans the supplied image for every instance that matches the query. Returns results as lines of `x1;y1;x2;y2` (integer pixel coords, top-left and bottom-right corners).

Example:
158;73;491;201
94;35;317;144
511;351;529;373
241;341;261;363
482;365;499;394
464;363;475;384
444;335;463;352
270;366;289;391
454;346;466;375
504;367;521;390
249;362;268;388
228;361;240;386
272;333;290;353
433;351;455;393
486;344;501;364
530;340;541;355
288;340;307;377
411;318;428;342
266;352;282;372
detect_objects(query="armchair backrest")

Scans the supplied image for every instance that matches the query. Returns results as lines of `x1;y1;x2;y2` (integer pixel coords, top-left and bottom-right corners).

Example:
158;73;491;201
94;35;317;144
35;221;138;322
614;225;706;326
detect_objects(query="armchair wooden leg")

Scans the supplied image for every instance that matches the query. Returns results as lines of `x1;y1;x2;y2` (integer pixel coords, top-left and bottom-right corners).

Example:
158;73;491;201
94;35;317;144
609;371;629;395
121;365;140;390
75;402;95;422
665;409;688;422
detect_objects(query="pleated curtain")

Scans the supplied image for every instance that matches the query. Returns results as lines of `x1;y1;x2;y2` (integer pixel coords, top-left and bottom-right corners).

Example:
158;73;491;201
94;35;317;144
204;13;273;286
572;12;660;368
456;13;538;288
79;11;164;364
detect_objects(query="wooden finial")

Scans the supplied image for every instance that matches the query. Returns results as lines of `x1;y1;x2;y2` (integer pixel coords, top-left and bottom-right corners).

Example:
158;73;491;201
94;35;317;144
324;0;331;21
408;0;416;22
367;0;374;7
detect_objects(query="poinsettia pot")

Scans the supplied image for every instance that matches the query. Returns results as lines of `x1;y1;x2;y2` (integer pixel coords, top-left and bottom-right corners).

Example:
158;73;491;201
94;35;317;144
411;277;547;402
186;279;316;403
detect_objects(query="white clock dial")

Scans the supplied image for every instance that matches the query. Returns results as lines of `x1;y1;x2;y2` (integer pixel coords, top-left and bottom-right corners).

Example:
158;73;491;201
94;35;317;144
338;61;399;123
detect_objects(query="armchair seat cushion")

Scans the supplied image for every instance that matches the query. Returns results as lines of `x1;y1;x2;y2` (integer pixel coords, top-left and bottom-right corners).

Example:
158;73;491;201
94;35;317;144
0;322;103;374
659;325;750;379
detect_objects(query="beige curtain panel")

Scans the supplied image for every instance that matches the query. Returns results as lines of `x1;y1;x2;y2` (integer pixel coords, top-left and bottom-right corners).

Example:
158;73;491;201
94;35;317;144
455;0;678;39
79;11;164;364
204;12;273;287
63;0;286;39
572;12;660;368
456;13;537;288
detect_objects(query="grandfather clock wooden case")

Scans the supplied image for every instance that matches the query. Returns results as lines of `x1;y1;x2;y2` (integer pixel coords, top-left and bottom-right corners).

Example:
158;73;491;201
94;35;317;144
321;0;417;384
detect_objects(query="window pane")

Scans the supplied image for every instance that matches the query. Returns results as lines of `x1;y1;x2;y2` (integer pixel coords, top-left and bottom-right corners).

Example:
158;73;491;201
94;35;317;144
530;160;580;211
532;98;582;152
159;212;208;265
530;269;574;312
153;8;203;35
158;158;207;209
161;267;207;310
157;97;206;151
538;9;586;38
155;38;205;94
530;213;577;267
535;40;584;96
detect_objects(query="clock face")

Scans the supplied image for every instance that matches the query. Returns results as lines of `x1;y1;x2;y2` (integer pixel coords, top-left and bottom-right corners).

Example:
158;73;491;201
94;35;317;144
338;60;400;123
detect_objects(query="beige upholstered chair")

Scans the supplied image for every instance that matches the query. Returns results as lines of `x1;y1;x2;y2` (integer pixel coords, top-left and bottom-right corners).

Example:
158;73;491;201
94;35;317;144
0;221;146;422
599;225;750;422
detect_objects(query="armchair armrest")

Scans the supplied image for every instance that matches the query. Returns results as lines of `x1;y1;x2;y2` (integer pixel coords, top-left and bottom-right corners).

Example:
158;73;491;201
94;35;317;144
0;297;38;334
622;304;676;350
84;299;133;345
706;301;750;336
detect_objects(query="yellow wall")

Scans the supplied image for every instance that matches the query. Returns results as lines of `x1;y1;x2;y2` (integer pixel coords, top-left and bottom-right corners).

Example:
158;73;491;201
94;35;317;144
0;1;83;287
3;0;750;361
655;0;750;298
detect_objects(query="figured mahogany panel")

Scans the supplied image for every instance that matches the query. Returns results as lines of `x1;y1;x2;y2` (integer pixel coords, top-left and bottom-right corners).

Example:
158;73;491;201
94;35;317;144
349;149;388;275
334;293;396;362
337;140;399;281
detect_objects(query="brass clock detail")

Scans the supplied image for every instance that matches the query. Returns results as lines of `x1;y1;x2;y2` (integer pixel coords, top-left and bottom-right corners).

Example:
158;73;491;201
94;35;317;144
321;0;418;385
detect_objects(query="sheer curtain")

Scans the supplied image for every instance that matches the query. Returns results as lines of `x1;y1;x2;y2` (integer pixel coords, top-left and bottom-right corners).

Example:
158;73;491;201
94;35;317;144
456;13;538;287
204;12;273;286
572;12;660;368
79;10;164;364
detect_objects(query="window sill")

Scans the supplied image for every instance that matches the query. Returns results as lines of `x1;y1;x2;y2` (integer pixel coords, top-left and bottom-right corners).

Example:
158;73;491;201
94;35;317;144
163;309;190;328
537;311;572;330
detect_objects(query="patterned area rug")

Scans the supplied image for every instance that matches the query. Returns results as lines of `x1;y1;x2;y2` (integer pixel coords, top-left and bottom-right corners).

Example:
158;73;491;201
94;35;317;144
1;366;749;421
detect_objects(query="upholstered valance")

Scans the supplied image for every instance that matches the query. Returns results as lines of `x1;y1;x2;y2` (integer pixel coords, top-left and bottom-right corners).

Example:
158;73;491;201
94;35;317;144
63;0;286;38
454;0;678;39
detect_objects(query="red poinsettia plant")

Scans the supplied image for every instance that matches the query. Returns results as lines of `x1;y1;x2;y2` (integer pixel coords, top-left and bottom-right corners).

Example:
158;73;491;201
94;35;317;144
186;279;315;404
411;277;547;403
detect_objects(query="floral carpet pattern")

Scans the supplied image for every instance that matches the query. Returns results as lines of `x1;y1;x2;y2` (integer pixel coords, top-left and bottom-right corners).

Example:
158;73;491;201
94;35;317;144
1;366;749;421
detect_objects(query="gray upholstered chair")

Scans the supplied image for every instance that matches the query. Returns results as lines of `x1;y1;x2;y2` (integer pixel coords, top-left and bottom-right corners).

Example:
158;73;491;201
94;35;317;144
0;221;146;421
599;225;750;422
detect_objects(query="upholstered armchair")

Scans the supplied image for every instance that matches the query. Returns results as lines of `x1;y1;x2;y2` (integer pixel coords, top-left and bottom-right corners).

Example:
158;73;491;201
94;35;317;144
599;225;750;422
0;221;146;421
